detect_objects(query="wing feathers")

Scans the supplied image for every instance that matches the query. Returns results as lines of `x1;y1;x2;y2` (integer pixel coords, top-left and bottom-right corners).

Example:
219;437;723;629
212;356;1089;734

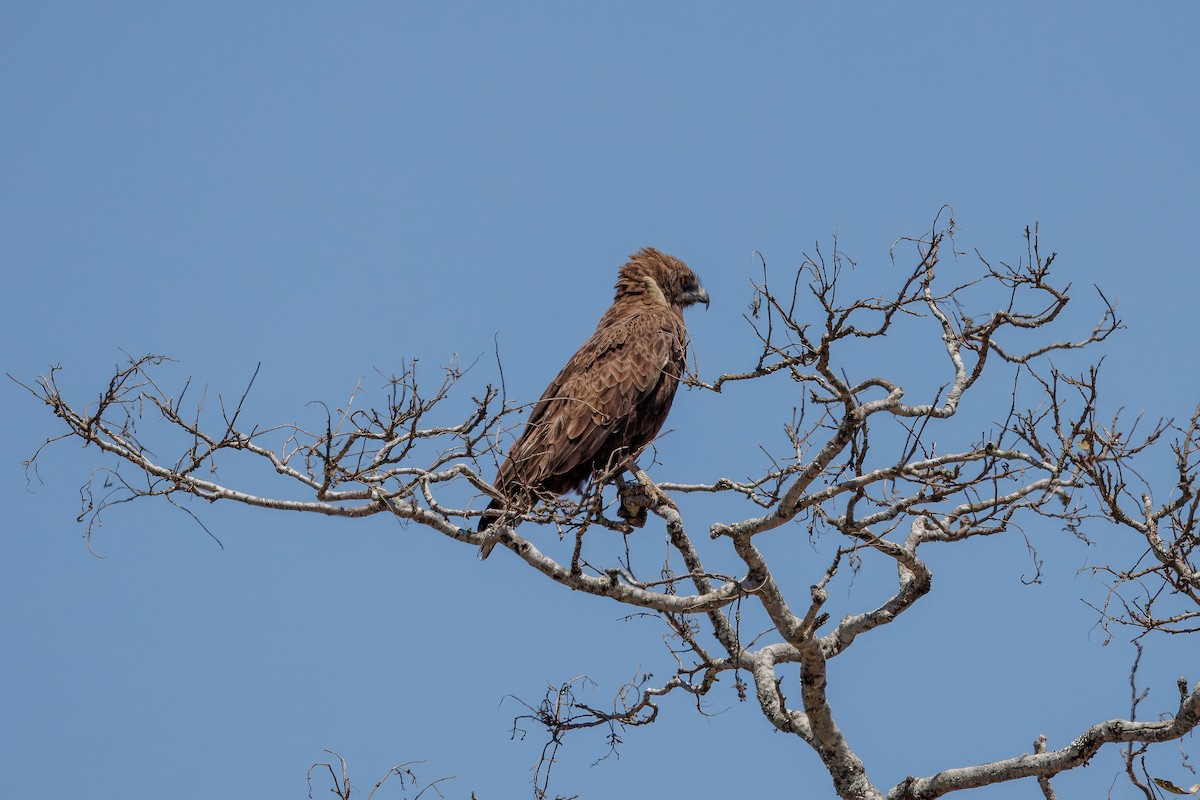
496;305;685;497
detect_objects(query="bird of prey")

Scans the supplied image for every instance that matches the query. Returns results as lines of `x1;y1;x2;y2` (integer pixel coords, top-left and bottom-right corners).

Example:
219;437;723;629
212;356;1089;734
477;247;709;556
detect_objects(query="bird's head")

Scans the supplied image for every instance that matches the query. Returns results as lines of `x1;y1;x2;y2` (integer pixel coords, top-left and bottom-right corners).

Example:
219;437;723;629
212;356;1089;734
615;247;710;311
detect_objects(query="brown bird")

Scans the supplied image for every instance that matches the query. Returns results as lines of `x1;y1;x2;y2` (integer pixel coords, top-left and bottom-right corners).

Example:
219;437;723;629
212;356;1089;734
477;247;709;555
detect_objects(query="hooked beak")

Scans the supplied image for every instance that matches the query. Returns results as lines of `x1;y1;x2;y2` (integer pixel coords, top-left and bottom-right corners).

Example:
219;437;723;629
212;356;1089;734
686;286;710;310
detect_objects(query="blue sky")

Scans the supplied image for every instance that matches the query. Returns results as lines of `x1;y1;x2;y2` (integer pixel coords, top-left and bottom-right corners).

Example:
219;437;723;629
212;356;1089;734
3;4;1198;798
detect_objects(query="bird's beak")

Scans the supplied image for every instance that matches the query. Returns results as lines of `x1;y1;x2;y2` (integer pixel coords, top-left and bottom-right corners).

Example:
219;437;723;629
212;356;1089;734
686;286;710;310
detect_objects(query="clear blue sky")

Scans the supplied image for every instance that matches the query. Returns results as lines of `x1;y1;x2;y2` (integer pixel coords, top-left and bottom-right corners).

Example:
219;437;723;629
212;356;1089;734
3;4;1198;798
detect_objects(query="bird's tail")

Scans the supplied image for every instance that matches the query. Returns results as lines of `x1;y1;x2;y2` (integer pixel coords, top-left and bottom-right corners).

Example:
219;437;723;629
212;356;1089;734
476;497;508;560
477;497;504;532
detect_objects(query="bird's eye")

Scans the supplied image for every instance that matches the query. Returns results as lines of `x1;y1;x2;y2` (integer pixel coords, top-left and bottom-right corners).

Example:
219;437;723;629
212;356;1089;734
680;276;689;289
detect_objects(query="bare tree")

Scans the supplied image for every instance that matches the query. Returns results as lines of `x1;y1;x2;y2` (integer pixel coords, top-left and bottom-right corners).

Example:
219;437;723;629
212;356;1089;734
307;751;454;800
17;213;1199;799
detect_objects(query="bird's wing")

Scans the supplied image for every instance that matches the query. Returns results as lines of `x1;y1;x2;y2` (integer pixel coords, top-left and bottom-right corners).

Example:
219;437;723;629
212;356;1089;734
501;308;683;488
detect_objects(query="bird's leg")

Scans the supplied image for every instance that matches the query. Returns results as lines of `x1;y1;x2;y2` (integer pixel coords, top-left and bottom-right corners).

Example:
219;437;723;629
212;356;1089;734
586;487;608;525
617;464;678;527
616;473;649;528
